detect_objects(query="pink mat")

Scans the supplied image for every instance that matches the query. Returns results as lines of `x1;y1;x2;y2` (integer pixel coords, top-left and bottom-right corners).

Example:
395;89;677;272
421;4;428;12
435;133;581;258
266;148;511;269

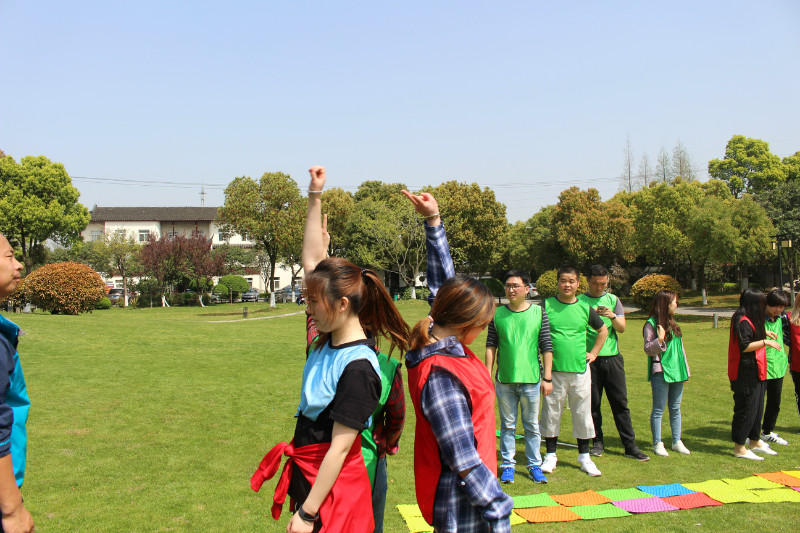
612;496;680;513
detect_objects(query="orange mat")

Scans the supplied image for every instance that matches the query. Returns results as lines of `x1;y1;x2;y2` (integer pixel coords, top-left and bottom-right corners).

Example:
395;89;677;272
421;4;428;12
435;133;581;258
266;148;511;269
514;505;581;523
755;472;800;487
551;490;612;507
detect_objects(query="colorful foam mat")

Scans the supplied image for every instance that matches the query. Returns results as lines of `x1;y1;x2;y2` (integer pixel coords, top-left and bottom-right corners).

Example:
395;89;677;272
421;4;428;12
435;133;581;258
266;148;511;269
397;471;800;532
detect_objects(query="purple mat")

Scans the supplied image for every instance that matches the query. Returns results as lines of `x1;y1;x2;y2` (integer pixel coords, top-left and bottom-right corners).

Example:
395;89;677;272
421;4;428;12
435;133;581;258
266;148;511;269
612;496;680;513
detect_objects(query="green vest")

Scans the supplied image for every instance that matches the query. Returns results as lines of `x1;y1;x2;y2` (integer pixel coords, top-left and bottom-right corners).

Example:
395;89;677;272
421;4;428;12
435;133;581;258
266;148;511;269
646;317;689;383
578;292;620;356
361;351;401;487
765;317;788;380
493;304;542;384
545;297;592;373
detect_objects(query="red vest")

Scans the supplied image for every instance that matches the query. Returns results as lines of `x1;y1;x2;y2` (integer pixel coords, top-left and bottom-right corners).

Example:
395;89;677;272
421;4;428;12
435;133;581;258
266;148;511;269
728;316;767;381
407;345;496;525
790;322;800;373
251;437;374;532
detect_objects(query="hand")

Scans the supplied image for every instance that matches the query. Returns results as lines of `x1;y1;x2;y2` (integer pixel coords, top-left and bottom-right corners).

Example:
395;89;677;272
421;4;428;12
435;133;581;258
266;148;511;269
287;511;314;533
401;190;439;217
321;214;331;252
657;325;666;343
1;503;34;533
766;330;778;340
596;306;615;319
541;380;553;397
766;340;782;351
586;352;597;364
308;166;326;192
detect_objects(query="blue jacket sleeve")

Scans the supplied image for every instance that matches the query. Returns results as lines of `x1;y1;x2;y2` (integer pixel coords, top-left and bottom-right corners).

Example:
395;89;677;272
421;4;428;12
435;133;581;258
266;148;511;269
0;337;15;458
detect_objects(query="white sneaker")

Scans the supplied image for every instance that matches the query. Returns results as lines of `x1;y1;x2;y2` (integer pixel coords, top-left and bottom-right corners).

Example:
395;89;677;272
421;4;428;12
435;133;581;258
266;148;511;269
734;449;764;460
541;453;557;473
762;432;789;446
750;443;778;455
578;457;602;477
671;440;691;455
653;442;669;457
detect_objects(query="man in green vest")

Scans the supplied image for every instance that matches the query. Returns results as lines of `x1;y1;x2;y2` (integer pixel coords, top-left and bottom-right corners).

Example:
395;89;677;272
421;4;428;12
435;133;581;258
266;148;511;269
540;265;608;477
579;265;649;461
486;270;553;485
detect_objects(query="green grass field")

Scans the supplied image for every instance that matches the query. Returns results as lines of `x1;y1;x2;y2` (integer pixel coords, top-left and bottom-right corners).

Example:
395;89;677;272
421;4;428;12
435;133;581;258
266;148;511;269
6;301;800;532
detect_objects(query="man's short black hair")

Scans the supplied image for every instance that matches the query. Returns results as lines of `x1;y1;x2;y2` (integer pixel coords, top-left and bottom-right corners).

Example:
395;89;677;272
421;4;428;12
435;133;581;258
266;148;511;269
588;264;609;279
766;289;790;307
557;265;580;280
504;270;530;286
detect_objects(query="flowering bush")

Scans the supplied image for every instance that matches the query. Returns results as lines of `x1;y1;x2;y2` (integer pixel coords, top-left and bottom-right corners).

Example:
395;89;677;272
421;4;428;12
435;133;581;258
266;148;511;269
536;269;588;299
630;274;683;310
22;262;106;314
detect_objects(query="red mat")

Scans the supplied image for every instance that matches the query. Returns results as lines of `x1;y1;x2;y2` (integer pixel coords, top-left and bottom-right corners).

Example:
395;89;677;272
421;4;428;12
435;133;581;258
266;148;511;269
663;492;724;510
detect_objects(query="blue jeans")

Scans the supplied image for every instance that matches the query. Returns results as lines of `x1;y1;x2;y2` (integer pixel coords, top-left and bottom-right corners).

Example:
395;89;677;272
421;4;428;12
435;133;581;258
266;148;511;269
495;380;542;469
650;372;684;446
372;456;388;533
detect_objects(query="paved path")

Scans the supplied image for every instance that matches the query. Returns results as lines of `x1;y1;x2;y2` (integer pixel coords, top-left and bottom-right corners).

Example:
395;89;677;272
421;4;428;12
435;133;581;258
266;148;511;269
520;297;735;318
203;310;306;323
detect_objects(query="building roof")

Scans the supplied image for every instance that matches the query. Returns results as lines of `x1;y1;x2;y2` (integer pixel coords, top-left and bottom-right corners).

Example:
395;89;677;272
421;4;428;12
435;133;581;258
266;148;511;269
90;207;220;222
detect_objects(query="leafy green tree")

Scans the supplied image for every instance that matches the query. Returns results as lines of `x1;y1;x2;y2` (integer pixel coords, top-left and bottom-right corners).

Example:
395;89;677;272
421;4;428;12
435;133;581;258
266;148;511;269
217;172;304;308
755;180;800;293
0;155;90;273
218;274;249;302
550;187;635;270
427;181;508;275
345;183;427;298
783;152;800;181
180;234;226;307
320;187;355;257
708;135;786;197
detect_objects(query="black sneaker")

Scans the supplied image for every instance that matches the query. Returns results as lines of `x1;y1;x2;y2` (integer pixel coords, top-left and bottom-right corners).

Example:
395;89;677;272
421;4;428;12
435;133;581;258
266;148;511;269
624;447;650;461
590;442;604;457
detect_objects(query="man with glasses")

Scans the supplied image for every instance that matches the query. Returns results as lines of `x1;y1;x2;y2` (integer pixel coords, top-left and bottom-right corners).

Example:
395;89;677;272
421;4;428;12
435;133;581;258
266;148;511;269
578;265;649;461
486;270;553;484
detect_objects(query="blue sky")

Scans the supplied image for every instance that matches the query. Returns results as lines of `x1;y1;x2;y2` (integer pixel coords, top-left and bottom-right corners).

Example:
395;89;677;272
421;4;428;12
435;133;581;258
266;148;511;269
2;0;798;223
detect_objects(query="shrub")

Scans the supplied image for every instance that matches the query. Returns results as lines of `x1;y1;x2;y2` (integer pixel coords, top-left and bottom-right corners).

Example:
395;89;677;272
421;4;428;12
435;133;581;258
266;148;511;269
400;286;431;300
22;261;106;314
218;275;249;297
535;269;589;300
96;297;112;310
630;274;683;310
482;279;504;301
722;282;739;293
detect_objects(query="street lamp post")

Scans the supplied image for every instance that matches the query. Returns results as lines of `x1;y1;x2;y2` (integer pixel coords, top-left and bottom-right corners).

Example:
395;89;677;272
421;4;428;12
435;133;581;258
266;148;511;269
771;234;793;295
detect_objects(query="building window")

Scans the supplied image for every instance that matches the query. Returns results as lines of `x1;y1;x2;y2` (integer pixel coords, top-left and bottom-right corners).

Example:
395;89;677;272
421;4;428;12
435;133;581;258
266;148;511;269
115;229;126;239
271;277;281;291
168;231;179;239
91;230;103;242
138;229;150;242
218;230;229;242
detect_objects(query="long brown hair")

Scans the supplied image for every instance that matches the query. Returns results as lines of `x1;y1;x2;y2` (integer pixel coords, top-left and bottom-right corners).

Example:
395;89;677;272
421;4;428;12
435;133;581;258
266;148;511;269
648;289;682;342
409;275;495;351
790;292;800;327
305;257;410;354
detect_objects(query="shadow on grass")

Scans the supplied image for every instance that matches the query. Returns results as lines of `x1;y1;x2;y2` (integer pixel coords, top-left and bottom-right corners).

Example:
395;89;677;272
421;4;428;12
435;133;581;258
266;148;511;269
681;419;733;454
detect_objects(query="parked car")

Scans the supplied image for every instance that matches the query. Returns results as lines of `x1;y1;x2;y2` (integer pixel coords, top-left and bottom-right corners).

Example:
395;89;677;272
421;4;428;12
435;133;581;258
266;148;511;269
241;288;260;302
108;288;126;304
527;283;538;298
275;286;303;304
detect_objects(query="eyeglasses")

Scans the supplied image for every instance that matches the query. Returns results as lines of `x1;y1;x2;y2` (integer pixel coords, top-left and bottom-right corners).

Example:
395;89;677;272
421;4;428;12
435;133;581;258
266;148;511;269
504;284;525;291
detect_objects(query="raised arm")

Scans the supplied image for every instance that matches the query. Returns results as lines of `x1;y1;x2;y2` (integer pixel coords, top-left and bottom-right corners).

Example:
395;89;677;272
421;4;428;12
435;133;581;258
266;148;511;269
401;190;454;305
302;166;327;275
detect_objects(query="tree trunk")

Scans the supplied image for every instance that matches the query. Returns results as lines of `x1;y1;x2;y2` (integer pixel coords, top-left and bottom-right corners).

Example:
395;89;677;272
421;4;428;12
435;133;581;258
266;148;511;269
161;294;170;307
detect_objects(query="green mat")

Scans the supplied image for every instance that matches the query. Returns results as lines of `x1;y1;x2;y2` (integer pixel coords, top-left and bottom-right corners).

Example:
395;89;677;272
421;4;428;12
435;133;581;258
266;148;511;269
598;488;651;501
755;488;800;503
570;503;632;519
513;493;560;508
722;476;784;490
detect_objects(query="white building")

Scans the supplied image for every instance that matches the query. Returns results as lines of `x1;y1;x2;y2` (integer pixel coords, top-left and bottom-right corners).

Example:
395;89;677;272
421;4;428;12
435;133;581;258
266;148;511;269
83;207;298;292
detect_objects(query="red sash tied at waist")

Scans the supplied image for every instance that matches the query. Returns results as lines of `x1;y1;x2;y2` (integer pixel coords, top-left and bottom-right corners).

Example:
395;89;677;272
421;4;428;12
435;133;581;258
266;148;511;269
250;437;374;532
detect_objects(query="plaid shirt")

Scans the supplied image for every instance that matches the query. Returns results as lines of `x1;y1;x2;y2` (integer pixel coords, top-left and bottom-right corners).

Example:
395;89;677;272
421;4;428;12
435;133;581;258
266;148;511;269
405;222;512;533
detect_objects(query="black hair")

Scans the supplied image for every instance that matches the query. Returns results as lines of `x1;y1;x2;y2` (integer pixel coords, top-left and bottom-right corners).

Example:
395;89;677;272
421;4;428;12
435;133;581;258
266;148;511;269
732;288;766;342
588;264;608;279
766;289;790;308
557;265;580;280
504;270;530;286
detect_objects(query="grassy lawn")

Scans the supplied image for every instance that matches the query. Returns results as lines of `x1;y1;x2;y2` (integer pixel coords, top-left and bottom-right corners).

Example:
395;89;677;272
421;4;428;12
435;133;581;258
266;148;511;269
679;290;741;308
6;301;800;532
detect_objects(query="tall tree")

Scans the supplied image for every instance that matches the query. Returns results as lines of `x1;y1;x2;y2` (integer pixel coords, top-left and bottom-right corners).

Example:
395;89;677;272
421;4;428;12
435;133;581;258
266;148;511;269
180;234;226;307
0;155;90;273
550;187;635;270
671;139;698;181
320;187;354;257
637;153;652;189
139;235;183;306
619;134;635;192
656;146;671;183
507;205;565;276
428;181;509;276
217;172;304;308
756;179;800;294
708;135;786;197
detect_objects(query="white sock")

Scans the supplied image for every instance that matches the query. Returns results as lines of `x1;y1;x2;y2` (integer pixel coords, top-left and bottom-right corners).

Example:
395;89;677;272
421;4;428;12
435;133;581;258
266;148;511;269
578;452;590;463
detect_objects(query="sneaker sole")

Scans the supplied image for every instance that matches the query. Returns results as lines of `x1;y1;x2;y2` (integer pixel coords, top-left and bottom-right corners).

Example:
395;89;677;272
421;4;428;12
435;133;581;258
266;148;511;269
625;453;651;461
590;450;603;457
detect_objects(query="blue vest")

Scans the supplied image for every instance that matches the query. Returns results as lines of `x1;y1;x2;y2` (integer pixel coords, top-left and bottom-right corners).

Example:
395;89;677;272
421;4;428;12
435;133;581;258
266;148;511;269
297;340;379;424
0;315;31;487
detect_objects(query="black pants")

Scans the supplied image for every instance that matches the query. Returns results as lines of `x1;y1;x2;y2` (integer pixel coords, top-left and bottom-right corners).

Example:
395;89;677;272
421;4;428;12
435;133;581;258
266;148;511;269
761;376;784;434
731;357;766;445
792;370;800;424
590;353;636;450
